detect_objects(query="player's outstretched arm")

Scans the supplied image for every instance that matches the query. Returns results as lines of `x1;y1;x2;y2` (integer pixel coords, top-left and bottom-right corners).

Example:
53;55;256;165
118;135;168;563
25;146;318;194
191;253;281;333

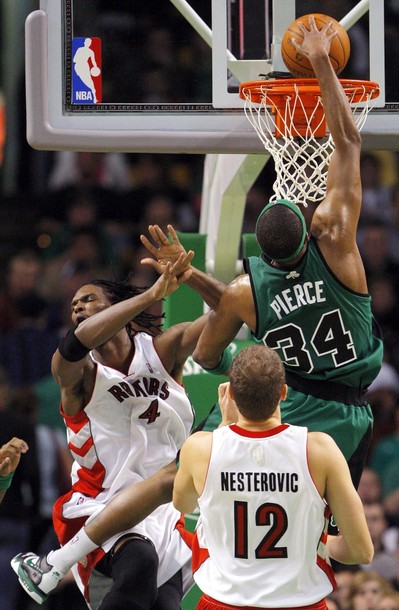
290;16;365;292
193;274;255;371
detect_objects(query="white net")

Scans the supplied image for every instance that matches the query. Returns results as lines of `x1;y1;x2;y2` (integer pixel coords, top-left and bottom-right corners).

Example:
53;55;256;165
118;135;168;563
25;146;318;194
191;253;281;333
240;79;380;206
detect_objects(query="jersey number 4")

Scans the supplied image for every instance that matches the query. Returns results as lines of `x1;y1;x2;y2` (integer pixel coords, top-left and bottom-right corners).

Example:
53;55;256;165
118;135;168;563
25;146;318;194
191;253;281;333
265;309;357;373
139;399;161;424
234;501;288;559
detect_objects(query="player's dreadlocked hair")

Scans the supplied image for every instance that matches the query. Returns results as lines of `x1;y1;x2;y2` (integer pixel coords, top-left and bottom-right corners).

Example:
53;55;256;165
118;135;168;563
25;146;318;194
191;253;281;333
89;279;165;338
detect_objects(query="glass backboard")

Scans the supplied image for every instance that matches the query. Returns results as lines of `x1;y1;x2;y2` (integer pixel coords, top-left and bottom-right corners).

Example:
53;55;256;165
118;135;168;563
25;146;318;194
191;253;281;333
25;0;393;153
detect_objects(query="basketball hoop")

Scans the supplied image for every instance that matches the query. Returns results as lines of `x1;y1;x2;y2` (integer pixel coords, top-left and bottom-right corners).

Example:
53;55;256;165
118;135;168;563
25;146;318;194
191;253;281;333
239;78;380;205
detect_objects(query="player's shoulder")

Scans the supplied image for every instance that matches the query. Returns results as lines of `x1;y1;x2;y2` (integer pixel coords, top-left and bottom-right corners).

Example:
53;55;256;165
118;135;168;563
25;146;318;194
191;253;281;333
307;430;339;452
181;430;212;456
307;431;345;469
223;274;252;303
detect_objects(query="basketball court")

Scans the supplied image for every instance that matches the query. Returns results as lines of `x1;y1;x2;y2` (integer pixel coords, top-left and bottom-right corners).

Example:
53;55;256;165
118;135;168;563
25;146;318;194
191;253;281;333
24;1;392;607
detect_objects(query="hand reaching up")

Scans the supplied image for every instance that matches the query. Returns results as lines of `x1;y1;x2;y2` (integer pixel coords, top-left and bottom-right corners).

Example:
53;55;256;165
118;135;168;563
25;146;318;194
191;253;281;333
140;224;194;276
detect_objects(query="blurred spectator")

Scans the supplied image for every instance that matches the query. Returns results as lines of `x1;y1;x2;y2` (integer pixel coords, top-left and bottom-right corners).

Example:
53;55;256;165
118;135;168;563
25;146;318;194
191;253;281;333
127;154;169;193
0;368;40;610
359;153;392;226
366;362;399;453
368;277;399;370
327;596;343;610
370;404;399;511
358;467;383;505
359;222;399;290
47;151;132;193
0;292;60;389
37;193;119;264
384;488;399;529
377;589;399;610
387;182;399;264
41;226;113;326
361;501;399;586
333;567;359;610
0;250;43;336
347;571;394;610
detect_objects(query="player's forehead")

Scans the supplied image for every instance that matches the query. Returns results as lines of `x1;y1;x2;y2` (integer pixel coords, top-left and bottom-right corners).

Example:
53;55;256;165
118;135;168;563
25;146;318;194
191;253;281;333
71;284;108;305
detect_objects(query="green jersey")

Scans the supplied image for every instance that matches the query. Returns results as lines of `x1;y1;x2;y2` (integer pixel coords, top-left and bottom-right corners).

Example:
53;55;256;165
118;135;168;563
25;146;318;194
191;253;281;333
244;237;383;392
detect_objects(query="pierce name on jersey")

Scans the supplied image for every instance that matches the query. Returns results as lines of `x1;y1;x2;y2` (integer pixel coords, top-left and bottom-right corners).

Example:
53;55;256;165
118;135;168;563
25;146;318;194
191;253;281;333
270;279;326;320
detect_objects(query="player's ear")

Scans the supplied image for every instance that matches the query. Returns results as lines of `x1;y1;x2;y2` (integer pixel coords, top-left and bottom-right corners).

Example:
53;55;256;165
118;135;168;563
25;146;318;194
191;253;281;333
281;384;288;401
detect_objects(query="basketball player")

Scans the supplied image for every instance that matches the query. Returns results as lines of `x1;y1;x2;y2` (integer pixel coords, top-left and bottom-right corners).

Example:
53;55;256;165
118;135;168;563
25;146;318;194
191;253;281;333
173;345;373;610
11;252;223;609
191;16;383;489
0;438;28;505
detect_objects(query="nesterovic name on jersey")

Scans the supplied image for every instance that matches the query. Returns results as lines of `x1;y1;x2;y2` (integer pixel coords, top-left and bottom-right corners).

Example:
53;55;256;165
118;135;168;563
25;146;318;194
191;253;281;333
107;377;169;403
221;471;299;492
270;280;326;320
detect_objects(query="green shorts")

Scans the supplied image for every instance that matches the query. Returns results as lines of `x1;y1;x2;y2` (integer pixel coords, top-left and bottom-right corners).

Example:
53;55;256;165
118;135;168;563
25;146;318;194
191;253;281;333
198;386;373;488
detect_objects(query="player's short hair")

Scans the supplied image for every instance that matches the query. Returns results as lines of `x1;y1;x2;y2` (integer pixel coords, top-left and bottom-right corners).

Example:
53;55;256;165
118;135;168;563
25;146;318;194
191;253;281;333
256;200;307;263
229;345;285;421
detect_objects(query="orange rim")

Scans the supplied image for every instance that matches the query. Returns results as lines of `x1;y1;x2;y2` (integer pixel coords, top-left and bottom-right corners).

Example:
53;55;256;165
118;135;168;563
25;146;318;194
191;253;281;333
239;78;380;106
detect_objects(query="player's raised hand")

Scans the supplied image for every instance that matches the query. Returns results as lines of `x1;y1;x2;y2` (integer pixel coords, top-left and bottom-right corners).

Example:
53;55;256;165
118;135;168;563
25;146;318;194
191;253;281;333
290;15;337;59
218;381;239;427
140;224;194;275
150;253;194;301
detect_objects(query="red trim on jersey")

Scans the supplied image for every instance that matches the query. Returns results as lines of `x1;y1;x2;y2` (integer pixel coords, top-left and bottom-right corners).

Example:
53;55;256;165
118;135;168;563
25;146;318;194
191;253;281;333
69;436;94;457
316;554;336;590
61;405;90;428
316;506;336;590
229;423;290;438
197;594;329;610
175;515;194;549
72;460;106;496
191;530;210;574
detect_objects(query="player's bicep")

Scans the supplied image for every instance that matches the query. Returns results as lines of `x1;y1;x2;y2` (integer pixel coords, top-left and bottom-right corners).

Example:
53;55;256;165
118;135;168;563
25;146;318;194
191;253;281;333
51;349;90;388
193;286;246;367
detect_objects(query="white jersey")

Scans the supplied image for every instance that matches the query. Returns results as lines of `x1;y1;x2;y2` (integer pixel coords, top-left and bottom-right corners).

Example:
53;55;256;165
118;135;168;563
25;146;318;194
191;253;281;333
193;424;335;608
54;332;194;608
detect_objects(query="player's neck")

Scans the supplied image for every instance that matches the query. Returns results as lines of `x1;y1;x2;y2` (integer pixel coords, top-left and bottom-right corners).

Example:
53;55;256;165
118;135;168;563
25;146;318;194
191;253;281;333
235;414;281;432
93;332;134;373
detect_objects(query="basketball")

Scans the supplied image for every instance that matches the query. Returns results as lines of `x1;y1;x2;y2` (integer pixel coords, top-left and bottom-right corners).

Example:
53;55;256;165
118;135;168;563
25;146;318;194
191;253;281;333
90;66;101;77
281;14;350;78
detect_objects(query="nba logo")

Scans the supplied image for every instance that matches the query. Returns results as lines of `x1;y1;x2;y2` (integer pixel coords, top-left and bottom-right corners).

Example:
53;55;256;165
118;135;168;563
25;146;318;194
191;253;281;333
72;37;102;104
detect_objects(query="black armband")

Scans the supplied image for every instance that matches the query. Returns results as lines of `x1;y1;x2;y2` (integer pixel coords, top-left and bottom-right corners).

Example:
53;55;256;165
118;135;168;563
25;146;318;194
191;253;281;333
58;329;90;362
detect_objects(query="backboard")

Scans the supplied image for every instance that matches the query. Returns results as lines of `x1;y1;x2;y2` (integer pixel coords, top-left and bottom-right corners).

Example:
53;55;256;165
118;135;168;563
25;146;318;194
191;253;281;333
25;0;392;153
